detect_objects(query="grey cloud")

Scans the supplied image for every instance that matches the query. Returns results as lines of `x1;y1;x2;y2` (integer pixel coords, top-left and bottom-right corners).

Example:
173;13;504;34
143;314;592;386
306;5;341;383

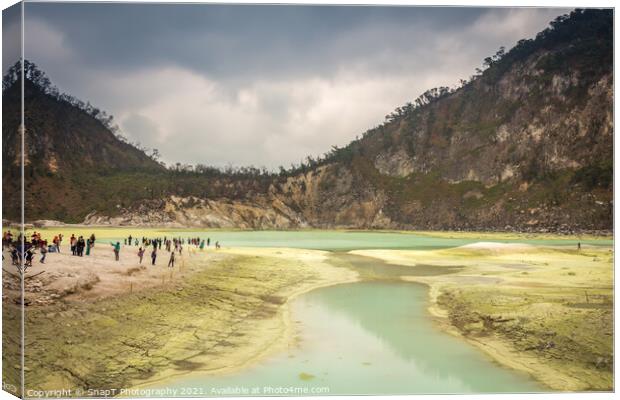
3;3;21;73
16;4;572;169
23;4;547;81
121;113;162;148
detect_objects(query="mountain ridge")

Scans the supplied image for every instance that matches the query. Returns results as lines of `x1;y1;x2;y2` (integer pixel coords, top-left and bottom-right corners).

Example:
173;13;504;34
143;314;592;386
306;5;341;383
2;8;613;232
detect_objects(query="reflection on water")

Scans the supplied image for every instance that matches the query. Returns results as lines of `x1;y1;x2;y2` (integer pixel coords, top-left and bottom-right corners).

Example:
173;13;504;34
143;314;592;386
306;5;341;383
148;282;543;395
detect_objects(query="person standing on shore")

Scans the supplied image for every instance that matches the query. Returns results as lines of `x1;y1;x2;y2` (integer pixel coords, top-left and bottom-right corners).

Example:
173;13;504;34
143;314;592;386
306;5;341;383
78;236;86;256
86;238;92;256
111;241;121;261
39;243;48;264
138;247;145;264
90;233;96;248
10;245;19;266
70;234;77;255
2;230;13;249
151;247;157;265
25;247;34;268
167;251;175;269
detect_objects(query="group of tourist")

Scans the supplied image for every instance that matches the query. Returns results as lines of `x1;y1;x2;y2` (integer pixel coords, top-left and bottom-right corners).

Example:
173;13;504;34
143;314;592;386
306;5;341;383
116;234;220;268
2;230;50;269
2;229;222;270
69;233;96;257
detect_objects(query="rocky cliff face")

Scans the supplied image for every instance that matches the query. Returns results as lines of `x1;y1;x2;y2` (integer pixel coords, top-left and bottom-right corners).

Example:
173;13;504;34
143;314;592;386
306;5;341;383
362;57;612;187
83;195;307;229
269;9;613;232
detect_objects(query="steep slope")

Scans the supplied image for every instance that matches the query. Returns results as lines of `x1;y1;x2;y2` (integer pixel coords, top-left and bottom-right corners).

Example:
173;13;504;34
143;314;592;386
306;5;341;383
2;77;165;221
3;79;164;175
349;8;613;186
261;8;613;232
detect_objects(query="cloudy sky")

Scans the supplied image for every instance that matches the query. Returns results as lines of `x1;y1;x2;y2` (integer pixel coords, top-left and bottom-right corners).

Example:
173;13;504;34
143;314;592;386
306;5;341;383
5;3;569;169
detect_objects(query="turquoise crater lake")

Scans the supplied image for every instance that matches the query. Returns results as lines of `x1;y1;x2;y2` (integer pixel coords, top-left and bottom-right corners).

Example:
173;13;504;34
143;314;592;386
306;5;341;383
105;229;611;251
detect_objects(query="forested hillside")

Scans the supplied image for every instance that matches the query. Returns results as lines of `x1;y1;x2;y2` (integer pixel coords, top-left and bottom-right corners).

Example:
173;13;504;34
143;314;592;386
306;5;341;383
2;9;613;231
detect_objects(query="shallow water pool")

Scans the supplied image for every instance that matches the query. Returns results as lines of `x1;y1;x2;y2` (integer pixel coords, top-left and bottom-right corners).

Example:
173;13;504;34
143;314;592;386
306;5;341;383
144;281;543;395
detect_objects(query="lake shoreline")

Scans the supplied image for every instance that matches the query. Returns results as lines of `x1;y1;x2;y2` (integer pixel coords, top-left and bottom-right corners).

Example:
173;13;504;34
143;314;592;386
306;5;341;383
15;223;613;241
11;246;358;395
351;244;613;392
130;247;361;391
422;283;571;392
